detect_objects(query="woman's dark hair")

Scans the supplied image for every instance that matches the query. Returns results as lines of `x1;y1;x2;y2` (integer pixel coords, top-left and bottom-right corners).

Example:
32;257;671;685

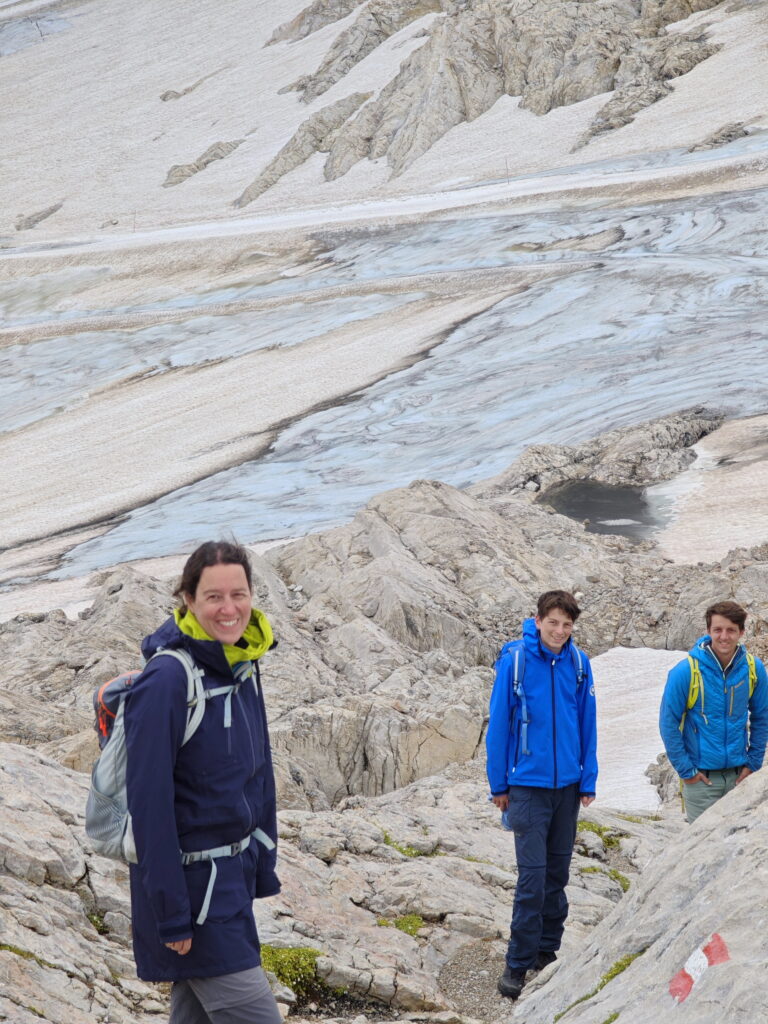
536;589;581;622
174;541;253;607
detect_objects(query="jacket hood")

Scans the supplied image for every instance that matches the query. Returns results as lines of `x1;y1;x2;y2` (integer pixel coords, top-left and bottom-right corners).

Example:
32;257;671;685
522;616;573;659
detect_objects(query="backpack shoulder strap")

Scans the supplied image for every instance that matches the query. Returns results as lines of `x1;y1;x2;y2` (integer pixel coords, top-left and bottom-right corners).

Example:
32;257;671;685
680;655;705;732
150;648;207;744
747;652;757;698
570;643;586;685
509;642;530;756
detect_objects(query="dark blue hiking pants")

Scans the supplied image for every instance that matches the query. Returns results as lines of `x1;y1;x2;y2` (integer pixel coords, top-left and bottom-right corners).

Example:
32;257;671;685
502;782;581;970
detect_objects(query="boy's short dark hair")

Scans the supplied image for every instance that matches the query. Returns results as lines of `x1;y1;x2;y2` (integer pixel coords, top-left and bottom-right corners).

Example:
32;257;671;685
705;600;747;630
537;590;581;623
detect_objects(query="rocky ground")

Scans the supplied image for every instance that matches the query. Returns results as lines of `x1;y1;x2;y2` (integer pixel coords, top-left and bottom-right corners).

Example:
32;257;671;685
4;410;768;1022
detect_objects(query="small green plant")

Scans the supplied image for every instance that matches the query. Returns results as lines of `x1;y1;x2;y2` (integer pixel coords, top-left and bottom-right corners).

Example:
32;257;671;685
617;812;661;823
600;1013;620;1024
607;868;630;893
580;866;630;892
260;946;329;1004
553;951;645;1021
0;944;59;972
576;821;628;849
87;910;108;934
394;914;424;936
377;914;425;936
381;829;428;858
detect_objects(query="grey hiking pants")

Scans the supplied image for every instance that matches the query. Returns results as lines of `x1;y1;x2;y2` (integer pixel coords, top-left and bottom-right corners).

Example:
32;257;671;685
682;767;739;823
169;966;282;1024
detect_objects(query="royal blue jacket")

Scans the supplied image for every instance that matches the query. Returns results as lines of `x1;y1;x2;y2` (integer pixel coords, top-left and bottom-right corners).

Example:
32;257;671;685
486;618;598;795
124;617;279;982
659;635;768;779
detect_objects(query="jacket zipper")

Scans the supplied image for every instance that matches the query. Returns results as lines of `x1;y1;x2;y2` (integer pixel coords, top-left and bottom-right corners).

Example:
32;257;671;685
241;688;257;777
551;658;558;788
240;686;257;833
705;644;745;756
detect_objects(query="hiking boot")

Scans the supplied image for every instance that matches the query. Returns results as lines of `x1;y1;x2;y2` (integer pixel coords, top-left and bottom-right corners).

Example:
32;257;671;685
534;950;557;971
497;966;526;1000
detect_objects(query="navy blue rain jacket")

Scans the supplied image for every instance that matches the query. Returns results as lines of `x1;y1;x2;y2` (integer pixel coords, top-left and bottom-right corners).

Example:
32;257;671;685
486;618;598;795
659;635;768;779
124;616;280;982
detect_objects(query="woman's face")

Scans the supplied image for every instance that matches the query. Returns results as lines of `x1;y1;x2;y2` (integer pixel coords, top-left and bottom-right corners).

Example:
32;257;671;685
185;562;252;645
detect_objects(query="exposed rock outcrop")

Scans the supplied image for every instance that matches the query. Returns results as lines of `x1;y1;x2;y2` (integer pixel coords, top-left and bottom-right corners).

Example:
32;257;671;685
0;744;161;1024
267;0;367;45
163;139;243;187
159;66;226;101
688;120;751;151
15;202;64;231
515;770;768;1022
469;408;723;501
248;0;724;195
235;92;371;207
0;741;676;1022
283;0;444;104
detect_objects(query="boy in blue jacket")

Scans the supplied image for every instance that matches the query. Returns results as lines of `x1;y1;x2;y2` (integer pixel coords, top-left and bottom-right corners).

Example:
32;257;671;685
659;600;768;823
486;590;597;1001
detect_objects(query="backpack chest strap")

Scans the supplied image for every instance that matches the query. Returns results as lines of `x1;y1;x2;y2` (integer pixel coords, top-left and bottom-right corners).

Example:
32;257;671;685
199;683;240;727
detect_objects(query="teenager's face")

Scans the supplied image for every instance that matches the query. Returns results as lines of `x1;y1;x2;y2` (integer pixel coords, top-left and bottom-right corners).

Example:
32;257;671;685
185;563;252;645
535;607;574;654
708;613;744;665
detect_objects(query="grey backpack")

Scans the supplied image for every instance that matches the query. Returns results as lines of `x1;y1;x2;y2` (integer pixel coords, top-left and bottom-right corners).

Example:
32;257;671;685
85;648;234;863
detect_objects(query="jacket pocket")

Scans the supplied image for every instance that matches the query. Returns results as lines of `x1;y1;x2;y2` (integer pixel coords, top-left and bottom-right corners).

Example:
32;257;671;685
184;854;250;925
501;787;532;835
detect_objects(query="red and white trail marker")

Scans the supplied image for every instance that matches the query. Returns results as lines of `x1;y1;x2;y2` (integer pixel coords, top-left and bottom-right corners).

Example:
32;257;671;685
669;933;730;1004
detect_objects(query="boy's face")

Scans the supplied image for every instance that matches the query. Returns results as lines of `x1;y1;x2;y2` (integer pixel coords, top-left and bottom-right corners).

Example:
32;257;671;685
708;613;744;665
535;607;574;654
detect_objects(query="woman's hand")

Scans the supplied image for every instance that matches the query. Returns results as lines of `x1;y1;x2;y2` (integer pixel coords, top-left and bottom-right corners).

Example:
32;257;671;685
165;938;192;955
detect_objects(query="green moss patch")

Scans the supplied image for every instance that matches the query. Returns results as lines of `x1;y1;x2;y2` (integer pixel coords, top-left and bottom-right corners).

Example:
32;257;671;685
580;866;630;892
576;821;629;849
87;910;109;935
382;829;429;857
0;944;60;972
377;914;424;936
553;950;645;1021
261;946;330;1004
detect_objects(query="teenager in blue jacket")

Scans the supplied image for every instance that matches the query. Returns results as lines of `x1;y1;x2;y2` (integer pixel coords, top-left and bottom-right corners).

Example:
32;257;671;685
486;590;597;1001
125;541;282;1024
659;600;768;823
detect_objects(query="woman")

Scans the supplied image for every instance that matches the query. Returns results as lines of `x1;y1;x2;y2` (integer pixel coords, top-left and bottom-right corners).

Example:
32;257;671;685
124;540;282;1024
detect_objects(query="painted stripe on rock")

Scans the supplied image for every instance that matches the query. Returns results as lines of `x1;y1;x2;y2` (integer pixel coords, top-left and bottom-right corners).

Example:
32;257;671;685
669;933;730;1004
